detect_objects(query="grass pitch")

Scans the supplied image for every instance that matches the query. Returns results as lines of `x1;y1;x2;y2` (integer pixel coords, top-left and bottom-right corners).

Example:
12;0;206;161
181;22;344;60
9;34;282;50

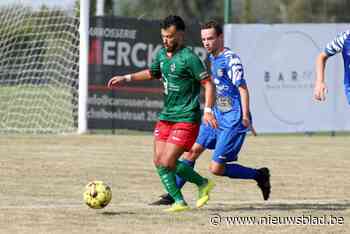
0;134;349;233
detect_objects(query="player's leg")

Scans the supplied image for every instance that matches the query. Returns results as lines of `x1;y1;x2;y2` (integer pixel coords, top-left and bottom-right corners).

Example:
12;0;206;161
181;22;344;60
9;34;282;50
165;122;215;208
255;167;271;200
149;120;174;205
210;130;271;200
154;141;183;202
175;123;217;189
160;142;206;188
152;121;189;211
175;143;205;188
149;122;198;206
150;143;206;206
156;141;191;212
209;160;257;179
210;131;257;178
151;122;215;209
159;141;215;211
174;155;215;208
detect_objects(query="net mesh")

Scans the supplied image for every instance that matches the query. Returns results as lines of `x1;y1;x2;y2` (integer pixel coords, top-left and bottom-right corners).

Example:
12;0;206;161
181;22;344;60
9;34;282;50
0;3;79;133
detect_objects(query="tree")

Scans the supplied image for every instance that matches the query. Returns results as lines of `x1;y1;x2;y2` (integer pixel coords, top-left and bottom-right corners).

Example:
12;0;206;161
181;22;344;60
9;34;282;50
117;0;224;23
114;0;349;24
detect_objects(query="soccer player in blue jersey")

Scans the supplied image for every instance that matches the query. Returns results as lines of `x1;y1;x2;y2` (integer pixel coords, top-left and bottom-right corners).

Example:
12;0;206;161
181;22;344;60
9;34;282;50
314;30;350;103
151;21;271;206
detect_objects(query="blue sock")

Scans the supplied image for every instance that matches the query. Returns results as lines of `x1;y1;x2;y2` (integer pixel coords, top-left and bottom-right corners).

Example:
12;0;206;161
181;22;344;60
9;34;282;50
223;163;258;179
175;159;195;189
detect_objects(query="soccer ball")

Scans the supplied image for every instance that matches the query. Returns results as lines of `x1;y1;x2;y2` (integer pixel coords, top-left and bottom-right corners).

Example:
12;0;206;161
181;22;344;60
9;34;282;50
83;181;112;209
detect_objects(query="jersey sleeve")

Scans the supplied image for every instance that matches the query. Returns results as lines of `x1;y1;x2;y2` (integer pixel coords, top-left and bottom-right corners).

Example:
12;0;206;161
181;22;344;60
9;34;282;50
187;53;209;81
149;50;162;79
227;55;246;87
324;30;350;57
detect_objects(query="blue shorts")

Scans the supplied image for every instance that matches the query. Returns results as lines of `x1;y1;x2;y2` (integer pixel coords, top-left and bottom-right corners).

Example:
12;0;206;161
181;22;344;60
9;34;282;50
196;123;246;164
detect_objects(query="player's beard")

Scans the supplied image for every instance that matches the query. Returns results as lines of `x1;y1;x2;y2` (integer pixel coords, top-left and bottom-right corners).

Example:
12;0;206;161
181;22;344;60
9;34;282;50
165;41;178;53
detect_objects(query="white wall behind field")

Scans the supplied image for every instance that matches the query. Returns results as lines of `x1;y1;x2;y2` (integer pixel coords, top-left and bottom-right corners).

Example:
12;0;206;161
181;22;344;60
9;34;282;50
224;24;350;133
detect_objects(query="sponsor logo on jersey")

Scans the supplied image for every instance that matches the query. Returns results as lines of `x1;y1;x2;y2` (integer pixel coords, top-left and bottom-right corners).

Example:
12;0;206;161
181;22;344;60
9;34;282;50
170;63;176;72
172;136;181;141
216;84;229;94
217;69;224;77
154;129;160;136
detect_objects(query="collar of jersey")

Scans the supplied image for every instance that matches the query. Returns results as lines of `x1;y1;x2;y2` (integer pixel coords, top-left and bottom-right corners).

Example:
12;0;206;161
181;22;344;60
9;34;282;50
164;46;186;59
211;47;228;59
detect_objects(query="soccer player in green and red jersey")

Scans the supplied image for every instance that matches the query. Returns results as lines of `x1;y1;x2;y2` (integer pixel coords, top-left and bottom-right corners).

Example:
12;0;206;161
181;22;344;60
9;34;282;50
107;15;217;212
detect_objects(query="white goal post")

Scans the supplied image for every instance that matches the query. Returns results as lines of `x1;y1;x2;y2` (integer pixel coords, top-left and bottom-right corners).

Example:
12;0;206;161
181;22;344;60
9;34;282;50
0;0;89;134
78;0;89;134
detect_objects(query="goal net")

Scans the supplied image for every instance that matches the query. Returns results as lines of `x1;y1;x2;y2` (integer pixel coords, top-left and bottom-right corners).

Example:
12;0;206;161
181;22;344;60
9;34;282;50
0;2;80;134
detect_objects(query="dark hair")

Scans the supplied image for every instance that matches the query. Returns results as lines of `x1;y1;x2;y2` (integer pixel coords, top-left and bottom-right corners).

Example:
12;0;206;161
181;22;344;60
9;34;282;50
201;20;223;36
161;15;185;31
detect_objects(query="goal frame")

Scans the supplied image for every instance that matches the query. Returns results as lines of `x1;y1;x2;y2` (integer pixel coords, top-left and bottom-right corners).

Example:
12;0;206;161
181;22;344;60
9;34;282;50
78;0;90;134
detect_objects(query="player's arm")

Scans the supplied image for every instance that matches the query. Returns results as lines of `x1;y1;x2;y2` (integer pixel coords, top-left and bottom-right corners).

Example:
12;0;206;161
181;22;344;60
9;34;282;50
107;69;154;88
108;50;162;88
314;31;347;102
229;55;256;135
314;52;329;101
201;78;218;129
188;53;217;128
238;83;257;136
238;83;256;136
238;83;250;125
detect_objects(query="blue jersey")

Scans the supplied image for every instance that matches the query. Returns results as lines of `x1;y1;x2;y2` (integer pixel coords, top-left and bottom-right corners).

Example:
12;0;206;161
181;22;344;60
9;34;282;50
324;30;350;103
195;48;248;162
209;48;247;131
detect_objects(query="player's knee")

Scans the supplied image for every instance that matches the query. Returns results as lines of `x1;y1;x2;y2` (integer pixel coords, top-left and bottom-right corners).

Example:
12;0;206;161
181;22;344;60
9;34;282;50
153;157;161;166
153;152;162;166
159;157;176;170
183;151;197;161
210;168;223;176
186;144;203;161
162;162;176;171
209;164;225;176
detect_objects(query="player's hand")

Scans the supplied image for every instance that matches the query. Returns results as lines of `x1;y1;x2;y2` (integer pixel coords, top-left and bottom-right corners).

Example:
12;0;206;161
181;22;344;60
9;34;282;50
242;117;250;128
203;112;218;129
313;82;328;101
250;125;257;136
107;75;128;88
242;117;257;136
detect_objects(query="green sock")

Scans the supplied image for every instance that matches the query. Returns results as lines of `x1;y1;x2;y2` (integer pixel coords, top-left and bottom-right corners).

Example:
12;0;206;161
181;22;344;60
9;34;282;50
175;160;206;187
156;166;184;203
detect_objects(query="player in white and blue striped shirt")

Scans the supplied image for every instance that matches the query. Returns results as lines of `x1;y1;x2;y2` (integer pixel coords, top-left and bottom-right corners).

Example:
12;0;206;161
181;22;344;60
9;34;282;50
314;30;350;103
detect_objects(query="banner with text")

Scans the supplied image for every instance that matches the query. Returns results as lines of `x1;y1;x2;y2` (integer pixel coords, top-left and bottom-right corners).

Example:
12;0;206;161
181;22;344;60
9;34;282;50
88;17;206;131
225;24;350;133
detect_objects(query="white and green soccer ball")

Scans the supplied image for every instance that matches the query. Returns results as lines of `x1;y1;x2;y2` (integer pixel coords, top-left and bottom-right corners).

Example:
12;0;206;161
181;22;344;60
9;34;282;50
83;181;112;209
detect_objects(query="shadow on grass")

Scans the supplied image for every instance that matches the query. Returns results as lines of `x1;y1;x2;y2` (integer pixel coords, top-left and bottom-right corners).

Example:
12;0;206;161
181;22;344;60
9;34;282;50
101;211;136;216
207;201;350;212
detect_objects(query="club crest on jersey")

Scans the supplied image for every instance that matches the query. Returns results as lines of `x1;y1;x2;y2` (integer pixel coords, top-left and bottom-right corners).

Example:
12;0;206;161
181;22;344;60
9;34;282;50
170;63;176;72
217;69;223;77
